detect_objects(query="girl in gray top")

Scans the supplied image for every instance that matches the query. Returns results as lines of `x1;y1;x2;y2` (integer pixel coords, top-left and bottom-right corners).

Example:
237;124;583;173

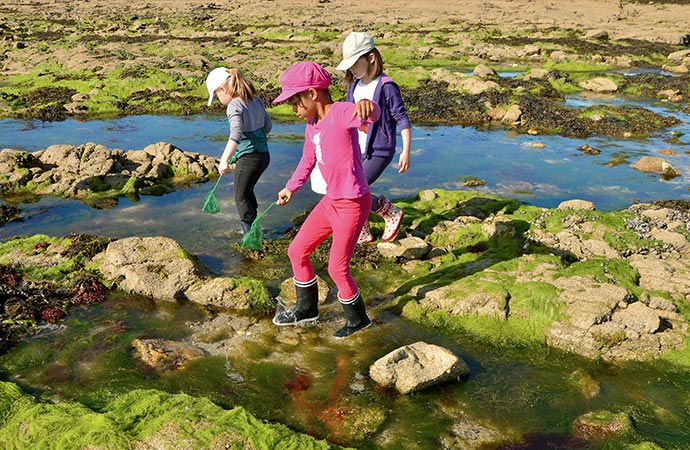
206;67;272;235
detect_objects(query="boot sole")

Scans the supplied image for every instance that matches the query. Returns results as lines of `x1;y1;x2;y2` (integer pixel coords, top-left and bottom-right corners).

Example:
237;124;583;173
272;316;319;326
332;319;372;339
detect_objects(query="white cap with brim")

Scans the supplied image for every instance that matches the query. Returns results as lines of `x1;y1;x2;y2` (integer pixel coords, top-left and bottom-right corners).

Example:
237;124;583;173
336;31;375;71
206;67;231;106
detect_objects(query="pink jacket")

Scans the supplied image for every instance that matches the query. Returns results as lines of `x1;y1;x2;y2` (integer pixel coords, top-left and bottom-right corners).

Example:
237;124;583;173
286;101;381;199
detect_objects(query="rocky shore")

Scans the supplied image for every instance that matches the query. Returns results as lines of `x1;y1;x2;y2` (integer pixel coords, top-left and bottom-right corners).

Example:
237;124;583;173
1;0;690;448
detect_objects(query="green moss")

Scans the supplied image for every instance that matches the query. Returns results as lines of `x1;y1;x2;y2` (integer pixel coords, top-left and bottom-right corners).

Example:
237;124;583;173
556;257;641;295
0;381;131;449
578;108;627;121
120;177;139;195
0;382;348;449
402;300;548;347
0;235;68;258
266;105;295;122
509;281;562;321
238;277;273;311
659;337;690;367
543;62;612;77
575;409;635;437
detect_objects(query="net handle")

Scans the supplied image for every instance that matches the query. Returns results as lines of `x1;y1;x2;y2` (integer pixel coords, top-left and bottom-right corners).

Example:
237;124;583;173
208;175;223;194
254;200;278;222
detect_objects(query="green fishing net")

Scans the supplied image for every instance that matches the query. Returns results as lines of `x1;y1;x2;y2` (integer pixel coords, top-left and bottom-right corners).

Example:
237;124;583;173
202;177;223;214
242;201;278;251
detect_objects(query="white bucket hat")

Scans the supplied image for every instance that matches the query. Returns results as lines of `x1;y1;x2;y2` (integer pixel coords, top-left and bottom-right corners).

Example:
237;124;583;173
206;67;231;106
336;32;375;71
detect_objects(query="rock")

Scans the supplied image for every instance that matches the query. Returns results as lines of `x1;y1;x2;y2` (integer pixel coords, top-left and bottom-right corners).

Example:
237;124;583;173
459;78;501;95
584;30;609;40
377;236;430;259
579;77;618;93
185;276;271;310
631;156;681;178
439;415;502;449
611;301;662;334
421;287;509;319
577;144;601;155
520;44;541;57
93;236;207;302
93;236;270;309
557;199;596;211
472;64;497;79
132;338;205;372
369;341;470;394
667;49;690;64
649;228;690;253
546;276;689;360
0;141;218;202
501;104;522;124
482;217;517;238
418;189;437;201
570;370;601;400
662;64;689;74
573;410;634;440
523;68;551;80
628;255;690;300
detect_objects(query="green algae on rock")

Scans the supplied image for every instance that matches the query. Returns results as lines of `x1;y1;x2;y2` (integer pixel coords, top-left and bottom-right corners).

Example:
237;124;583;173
0;381;348;449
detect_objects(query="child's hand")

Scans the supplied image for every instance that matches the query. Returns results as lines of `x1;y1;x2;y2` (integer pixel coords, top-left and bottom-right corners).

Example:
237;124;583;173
353;99;375;121
398;152;410;174
277;189;292;205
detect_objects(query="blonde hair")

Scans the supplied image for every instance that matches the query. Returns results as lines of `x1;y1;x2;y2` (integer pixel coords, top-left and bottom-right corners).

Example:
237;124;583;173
223;68;256;102
344;47;384;86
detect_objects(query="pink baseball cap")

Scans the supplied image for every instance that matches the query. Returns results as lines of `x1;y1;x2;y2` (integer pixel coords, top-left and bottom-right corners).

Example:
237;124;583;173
273;61;332;104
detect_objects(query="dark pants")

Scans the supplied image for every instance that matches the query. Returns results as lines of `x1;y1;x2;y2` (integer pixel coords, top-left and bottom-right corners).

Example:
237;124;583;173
362;153;394;211
234;151;270;225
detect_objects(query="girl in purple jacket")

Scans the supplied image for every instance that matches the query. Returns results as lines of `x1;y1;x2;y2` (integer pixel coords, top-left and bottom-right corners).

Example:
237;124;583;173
337;31;412;243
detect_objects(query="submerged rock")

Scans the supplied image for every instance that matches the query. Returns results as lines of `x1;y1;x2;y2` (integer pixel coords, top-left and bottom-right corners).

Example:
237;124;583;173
573;410;634;440
132;338;205;372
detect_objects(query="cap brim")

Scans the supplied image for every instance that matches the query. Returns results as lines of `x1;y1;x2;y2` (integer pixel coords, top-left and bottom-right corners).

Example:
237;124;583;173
274;88;299;104
207;93;215;107
336;55;361;71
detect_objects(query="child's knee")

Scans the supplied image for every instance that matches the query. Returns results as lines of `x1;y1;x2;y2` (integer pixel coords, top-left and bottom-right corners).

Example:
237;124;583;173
287;241;307;262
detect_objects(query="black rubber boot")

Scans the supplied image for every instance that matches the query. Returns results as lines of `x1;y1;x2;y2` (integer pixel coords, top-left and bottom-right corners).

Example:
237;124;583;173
333;292;372;339
272;278;319;326
240;221;252;235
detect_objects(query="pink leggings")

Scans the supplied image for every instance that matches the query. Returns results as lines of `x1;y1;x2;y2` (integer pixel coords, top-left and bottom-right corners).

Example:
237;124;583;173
288;194;371;300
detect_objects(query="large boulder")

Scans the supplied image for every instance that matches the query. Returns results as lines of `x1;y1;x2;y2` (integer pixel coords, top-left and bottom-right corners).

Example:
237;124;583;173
92;236;271;310
93;236;207;302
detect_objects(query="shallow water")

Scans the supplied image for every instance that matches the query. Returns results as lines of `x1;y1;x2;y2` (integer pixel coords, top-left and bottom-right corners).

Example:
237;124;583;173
1;105;688;272
4;293;690;449
1;102;690;448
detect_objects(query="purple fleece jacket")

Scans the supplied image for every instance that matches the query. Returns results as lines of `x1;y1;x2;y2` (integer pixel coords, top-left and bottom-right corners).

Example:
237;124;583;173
345;73;411;159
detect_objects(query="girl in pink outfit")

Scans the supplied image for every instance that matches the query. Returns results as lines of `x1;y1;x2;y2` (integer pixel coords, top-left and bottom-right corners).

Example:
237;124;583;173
272;61;380;339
